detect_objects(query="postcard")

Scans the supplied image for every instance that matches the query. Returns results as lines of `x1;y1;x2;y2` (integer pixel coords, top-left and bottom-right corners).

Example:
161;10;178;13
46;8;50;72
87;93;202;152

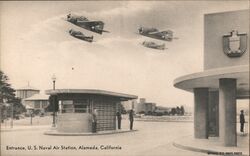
0;1;249;156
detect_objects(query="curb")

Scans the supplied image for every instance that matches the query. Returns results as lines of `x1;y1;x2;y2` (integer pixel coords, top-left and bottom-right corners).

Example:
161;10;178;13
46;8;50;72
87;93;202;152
1;126;50;132
173;142;249;156
44;129;138;136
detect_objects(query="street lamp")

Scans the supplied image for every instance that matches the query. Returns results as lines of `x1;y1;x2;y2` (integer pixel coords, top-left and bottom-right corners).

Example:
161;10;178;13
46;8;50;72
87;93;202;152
51;74;56;127
52;74;56;90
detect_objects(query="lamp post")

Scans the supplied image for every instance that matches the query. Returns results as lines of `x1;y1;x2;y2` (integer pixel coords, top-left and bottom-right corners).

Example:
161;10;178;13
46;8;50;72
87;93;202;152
30;109;33;125
51;74;56;127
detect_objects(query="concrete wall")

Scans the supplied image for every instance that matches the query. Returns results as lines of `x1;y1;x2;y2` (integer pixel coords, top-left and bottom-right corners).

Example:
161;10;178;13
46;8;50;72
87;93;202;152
194;88;209;139
204;10;249;70
57;113;92;133
208;91;219;137
135;102;156;113
135;103;145;113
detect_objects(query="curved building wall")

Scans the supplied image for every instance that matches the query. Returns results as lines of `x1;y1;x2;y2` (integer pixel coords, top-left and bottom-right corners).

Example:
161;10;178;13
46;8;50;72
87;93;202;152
57;113;92;133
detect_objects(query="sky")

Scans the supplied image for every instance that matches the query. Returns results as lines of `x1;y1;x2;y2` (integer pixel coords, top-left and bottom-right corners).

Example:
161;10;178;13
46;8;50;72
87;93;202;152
0;1;249;107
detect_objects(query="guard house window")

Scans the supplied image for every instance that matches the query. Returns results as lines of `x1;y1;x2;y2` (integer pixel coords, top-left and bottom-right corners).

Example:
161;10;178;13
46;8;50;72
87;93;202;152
74;99;89;113
61;100;89;113
62;100;74;113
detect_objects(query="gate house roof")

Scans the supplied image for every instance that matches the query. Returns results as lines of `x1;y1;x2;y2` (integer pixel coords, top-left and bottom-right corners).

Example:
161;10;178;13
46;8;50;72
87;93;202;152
45;89;138;100
174;65;249;99
24;94;49;101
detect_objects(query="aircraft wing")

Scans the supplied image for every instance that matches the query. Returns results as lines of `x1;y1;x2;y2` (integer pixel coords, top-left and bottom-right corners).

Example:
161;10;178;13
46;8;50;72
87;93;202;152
148;30;173;36
77;20;104;26
77;20;106;34
147;31;161;35
74;34;85;38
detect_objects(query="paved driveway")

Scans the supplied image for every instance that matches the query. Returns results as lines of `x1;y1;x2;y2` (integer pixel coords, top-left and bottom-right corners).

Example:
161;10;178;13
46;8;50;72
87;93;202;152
1;120;206;156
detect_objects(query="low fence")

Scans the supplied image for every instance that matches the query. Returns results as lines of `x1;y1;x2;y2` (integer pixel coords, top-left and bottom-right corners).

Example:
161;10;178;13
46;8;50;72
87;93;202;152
134;115;193;122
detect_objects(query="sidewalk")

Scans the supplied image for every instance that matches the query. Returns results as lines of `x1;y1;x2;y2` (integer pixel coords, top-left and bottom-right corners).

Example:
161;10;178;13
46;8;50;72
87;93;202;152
173;133;249;156
1;125;51;132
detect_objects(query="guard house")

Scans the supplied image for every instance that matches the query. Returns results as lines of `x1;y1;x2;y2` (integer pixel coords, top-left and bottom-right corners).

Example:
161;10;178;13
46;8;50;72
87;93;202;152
45;89;137;133
174;10;249;146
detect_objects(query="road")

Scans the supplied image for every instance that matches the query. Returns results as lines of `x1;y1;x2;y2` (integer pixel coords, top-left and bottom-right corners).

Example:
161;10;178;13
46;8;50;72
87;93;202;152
1;119;206;156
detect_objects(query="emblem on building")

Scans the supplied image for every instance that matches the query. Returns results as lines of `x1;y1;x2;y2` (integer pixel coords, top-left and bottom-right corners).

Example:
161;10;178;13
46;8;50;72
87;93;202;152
223;30;247;57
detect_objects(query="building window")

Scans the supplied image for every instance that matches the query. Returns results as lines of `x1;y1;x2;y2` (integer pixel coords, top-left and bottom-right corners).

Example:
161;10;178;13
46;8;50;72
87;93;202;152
60;100;89;113
34;101;40;109
62;100;74;113
74;99;89;113
42;101;48;108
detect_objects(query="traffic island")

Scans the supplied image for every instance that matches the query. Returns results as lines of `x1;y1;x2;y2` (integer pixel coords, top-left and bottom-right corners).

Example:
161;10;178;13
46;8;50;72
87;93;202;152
173;134;249;156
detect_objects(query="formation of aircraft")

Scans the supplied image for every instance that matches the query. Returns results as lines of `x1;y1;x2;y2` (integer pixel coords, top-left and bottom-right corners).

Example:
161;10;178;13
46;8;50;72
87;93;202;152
138;26;177;50
142;41;166;50
69;29;93;42
138;26;175;41
66;14;109;34
64;13;177;48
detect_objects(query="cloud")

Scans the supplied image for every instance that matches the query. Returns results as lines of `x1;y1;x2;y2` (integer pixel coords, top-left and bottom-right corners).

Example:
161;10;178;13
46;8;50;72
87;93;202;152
76;1;153;18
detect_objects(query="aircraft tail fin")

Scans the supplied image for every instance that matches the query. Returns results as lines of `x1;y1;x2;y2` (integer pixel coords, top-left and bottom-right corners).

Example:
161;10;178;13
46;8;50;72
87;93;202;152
61;17;67;21
162;30;173;39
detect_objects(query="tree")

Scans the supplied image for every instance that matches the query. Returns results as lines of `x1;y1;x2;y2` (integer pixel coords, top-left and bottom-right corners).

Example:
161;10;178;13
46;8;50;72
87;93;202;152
170;108;176;115
45;95;59;112
0;71;16;102
120;103;127;114
8;97;25;116
163;111;169;116
180;106;185;115
176;106;181;115
0;71;25;122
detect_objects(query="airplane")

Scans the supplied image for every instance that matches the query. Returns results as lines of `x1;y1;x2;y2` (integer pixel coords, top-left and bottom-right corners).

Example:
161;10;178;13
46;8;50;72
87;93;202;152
69;29;93;42
138;26;176;41
66;14;109;34
142;41;166;50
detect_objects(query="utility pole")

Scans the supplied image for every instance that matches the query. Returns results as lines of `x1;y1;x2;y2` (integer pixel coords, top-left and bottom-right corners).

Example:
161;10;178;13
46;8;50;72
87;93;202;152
51;74;56;127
